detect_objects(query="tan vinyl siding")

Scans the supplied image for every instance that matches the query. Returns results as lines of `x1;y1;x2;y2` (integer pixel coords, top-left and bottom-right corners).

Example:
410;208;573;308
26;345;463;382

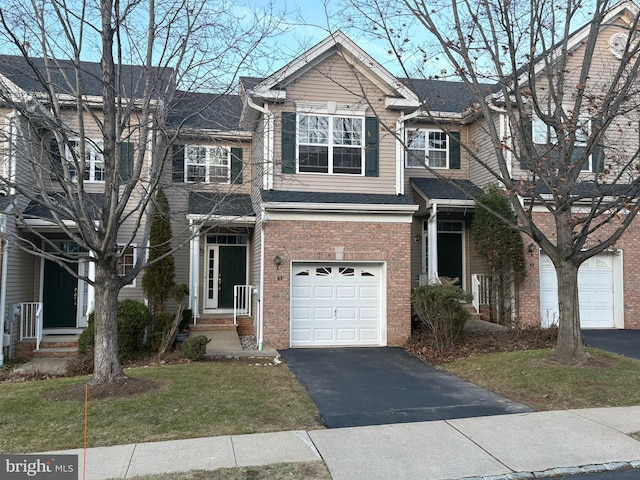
268;52;399;195
402;122;470;194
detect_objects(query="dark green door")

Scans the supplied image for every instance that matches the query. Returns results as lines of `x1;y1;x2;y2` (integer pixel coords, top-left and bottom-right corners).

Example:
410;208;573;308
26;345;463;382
438;232;463;285
218;246;247;308
43;260;78;328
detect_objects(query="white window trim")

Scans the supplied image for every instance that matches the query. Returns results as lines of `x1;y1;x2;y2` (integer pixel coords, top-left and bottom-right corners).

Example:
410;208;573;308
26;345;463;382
532;115;592;172
65;138;105;183
183;144;231;184
5;115;17;194
405;128;450;169
118;243;137;288
296;112;366;175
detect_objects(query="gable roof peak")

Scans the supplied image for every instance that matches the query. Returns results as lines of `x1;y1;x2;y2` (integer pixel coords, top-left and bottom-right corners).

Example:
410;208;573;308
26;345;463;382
248;30;419;108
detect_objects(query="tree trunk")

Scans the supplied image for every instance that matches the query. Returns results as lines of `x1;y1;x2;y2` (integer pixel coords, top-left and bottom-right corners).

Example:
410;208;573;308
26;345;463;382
554;258;587;364
91;262;127;384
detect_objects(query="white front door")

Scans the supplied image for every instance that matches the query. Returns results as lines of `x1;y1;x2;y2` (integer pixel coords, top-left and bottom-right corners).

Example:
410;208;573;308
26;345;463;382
290;262;385;347
540;253;616;328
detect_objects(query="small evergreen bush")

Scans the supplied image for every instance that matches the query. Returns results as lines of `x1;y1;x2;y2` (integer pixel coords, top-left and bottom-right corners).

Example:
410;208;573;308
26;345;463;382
77;299;150;360
411;279;472;353
180;335;210;360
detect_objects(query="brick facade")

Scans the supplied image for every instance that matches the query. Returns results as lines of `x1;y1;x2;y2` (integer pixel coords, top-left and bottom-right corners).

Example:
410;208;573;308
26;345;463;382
517;212;640;329
261;218;413;349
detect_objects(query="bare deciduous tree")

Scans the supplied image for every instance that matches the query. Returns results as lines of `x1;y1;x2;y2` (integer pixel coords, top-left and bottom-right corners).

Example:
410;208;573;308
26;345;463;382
0;0;281;382
346;0;640;363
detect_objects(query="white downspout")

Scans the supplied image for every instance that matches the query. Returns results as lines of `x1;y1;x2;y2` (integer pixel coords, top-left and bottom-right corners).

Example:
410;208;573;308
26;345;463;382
396;110;425;195
0;209;9;366
257;208;266;350
427;203;439;283
246;95;274;191
86;251;95;317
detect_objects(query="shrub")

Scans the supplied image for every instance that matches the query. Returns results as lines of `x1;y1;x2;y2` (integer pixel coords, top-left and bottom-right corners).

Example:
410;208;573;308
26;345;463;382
411;279;472;353
180;335;210;360
147;311;175;353
77;299;150;360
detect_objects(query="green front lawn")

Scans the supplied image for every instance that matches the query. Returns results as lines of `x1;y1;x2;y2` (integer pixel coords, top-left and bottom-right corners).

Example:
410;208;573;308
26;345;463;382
0;362;323;453
441;348;640;411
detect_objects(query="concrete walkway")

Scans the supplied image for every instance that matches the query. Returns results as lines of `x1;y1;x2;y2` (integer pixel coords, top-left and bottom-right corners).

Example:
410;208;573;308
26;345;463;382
39;407;640;480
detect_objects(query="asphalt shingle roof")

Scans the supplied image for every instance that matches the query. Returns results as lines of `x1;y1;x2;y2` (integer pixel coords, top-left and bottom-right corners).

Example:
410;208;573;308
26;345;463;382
411;177;482;201
188;192;254;217
401;78;497;113
261;190;415;205
166;92;244;131
0;55;171;99
23;193;103;221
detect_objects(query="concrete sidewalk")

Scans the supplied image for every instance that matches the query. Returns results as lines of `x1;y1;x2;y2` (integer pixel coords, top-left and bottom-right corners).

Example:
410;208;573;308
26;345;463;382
42;407;640;480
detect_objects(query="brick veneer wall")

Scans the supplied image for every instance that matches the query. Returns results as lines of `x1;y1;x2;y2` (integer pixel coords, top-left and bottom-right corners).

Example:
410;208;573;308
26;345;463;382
261;219;412;349
517;212;640;329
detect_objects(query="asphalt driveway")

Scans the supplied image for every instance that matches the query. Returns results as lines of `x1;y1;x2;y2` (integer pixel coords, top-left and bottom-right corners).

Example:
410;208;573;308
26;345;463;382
279;347;532;428
583;329;640;360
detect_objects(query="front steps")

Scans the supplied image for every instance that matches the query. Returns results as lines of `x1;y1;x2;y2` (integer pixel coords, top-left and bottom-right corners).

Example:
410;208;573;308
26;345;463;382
16;335;79;359
189;316;254;337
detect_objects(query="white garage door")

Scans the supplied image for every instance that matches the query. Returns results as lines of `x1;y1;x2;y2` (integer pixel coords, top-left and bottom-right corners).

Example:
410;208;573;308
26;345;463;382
290;263;384;347
540;253;614;328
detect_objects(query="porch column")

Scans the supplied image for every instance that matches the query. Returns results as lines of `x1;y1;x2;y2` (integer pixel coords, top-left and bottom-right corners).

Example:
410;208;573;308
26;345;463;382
87;251;95;316
427;202;439;283
189;223;200;322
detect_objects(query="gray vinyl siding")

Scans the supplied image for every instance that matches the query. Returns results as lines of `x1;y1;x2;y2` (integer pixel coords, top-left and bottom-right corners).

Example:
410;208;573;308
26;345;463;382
268;53;399;195
468;112;501;187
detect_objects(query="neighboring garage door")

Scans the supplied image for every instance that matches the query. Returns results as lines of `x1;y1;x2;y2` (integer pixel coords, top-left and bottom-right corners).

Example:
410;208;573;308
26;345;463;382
540;253;614;328
290;263;384;347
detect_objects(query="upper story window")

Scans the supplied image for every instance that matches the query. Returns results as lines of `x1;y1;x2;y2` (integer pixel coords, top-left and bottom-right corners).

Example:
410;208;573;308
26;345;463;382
185;145;230;183
298;114;364;174
281;111;379;177
172;144;243;184
405;128;461;170
532;116;592;171
66;139;105;182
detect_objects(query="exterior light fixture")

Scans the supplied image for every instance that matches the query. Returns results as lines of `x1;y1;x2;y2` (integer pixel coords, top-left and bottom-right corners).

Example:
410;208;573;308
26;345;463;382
528;243;536;254
273;255;282;269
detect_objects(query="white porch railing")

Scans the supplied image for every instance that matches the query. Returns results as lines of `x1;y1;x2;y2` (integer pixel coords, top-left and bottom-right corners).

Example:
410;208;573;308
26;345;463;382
233;285;253;325
471;274;490;313
19;302;43;350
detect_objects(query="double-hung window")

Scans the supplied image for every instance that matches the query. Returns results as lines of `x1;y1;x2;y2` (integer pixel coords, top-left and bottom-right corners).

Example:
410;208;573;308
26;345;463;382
65;140;104;182
298;114;364;174
185;145;230;183
532;116;592;171
406;129;460;169
117;244;136;287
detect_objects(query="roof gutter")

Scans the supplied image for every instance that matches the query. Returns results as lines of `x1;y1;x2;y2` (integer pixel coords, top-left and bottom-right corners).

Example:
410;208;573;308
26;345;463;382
262;201;418;214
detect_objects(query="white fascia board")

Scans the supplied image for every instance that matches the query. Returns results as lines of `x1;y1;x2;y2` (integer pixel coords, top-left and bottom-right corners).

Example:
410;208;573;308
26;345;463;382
386;97;421;109
171;128;252;140
262;201;418;214
20;219;79;230
186;214;256;226
264;210;415;223
427;199;477;208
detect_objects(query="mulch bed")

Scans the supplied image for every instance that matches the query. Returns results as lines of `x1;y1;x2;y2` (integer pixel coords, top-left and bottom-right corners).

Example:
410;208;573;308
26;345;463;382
406;326;559;365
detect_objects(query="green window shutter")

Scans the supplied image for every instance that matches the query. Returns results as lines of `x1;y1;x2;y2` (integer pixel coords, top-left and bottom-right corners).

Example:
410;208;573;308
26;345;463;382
281;112;296;174
592;117;604;173
119;142;134;182
449;131;461;169
519;114;533;170
365;116;379;177
231;147;243;184
172;144;185;182
50;138;62;177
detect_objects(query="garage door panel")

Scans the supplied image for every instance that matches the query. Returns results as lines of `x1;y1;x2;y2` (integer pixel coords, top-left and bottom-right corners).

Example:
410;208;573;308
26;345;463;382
539;253;614;328
291;262;384;347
